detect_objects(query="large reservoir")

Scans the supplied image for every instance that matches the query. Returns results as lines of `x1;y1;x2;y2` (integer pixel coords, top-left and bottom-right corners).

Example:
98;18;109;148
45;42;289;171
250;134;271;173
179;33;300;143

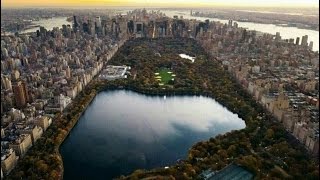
60;90;245;179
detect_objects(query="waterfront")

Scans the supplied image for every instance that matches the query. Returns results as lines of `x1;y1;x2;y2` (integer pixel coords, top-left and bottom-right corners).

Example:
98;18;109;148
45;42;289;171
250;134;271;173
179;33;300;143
161;10;319;51
14;10;319;51
60;90;245;179
19;17;71;34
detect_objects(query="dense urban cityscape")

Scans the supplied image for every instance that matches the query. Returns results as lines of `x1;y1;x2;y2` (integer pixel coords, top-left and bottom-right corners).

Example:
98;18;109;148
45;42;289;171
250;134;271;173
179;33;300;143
1;1;319;180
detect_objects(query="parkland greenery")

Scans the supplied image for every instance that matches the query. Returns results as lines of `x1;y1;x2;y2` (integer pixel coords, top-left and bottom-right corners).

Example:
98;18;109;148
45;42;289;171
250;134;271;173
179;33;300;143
6;38;318;180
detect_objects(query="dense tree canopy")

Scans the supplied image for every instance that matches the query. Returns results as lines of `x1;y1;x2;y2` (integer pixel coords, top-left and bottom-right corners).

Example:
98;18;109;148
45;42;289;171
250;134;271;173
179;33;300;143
6;38;318;180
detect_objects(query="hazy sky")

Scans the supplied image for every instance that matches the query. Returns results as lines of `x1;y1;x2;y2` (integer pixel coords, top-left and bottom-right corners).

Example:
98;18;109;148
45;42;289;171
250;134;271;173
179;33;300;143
2;0;319;8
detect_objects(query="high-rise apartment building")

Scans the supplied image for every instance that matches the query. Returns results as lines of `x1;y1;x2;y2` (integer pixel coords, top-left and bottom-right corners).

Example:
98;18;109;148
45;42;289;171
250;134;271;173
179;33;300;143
275;32;281;41
301;35;308;46
295;37;300;45
96;16;101;28
309;41;313;50
13;81;29;108
73;15;78;29
228;19;233;27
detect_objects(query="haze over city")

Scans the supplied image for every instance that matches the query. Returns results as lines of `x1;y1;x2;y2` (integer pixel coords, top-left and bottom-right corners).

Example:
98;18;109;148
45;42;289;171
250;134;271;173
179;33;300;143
2;0;319;8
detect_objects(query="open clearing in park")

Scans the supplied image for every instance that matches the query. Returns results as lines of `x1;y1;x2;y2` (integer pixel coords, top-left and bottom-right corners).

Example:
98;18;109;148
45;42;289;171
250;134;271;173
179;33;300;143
155;68;176;85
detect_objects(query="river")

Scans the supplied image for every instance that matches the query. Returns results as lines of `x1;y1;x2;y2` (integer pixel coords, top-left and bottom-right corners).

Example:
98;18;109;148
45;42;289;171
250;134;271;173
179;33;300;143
161;10;319;52
60;90;245;179
18;17;71;34
15;10;319;51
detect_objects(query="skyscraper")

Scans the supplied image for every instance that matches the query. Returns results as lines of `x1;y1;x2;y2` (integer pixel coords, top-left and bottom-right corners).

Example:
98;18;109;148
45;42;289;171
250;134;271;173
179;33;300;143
66;66;71;78
1;48;8;58
21;81;30;103
73;15;78;29
83;22;89;33
295;37;300;45
275;32;281;41
233;22;238;28
95;16;101;28
13;81;27;108
309;41;313;50
1;76;12;91
228;19;233;27
301;35;308;46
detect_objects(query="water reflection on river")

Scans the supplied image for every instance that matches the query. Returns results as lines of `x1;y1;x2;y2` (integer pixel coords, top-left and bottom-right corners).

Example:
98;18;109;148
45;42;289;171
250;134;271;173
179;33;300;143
161;10;319;52
16;10;319;51
19;17;71;34
60;90;245;180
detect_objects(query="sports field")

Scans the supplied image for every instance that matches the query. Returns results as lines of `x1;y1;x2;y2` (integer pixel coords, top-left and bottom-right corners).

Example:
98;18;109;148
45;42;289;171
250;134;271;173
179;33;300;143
155;69;175;85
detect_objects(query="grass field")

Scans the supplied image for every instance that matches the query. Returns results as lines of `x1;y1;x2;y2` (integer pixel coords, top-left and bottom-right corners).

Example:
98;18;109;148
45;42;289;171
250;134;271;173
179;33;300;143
155;68;175;85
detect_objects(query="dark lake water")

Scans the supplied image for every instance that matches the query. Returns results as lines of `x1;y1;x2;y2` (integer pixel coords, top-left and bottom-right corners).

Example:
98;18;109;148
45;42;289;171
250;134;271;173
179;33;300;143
60;90;245;180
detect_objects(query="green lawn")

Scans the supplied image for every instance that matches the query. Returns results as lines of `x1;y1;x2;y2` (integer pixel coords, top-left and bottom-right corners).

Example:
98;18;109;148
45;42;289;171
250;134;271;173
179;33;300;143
155;69;175;85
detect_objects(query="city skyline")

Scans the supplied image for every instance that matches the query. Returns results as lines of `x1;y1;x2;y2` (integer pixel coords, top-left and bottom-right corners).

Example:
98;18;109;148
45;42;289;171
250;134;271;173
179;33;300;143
2;0;319;8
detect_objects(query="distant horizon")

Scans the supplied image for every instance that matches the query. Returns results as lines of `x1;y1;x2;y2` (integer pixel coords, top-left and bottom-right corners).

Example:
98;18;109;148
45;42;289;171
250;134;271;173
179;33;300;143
1;6;319;10
2;0;319;9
